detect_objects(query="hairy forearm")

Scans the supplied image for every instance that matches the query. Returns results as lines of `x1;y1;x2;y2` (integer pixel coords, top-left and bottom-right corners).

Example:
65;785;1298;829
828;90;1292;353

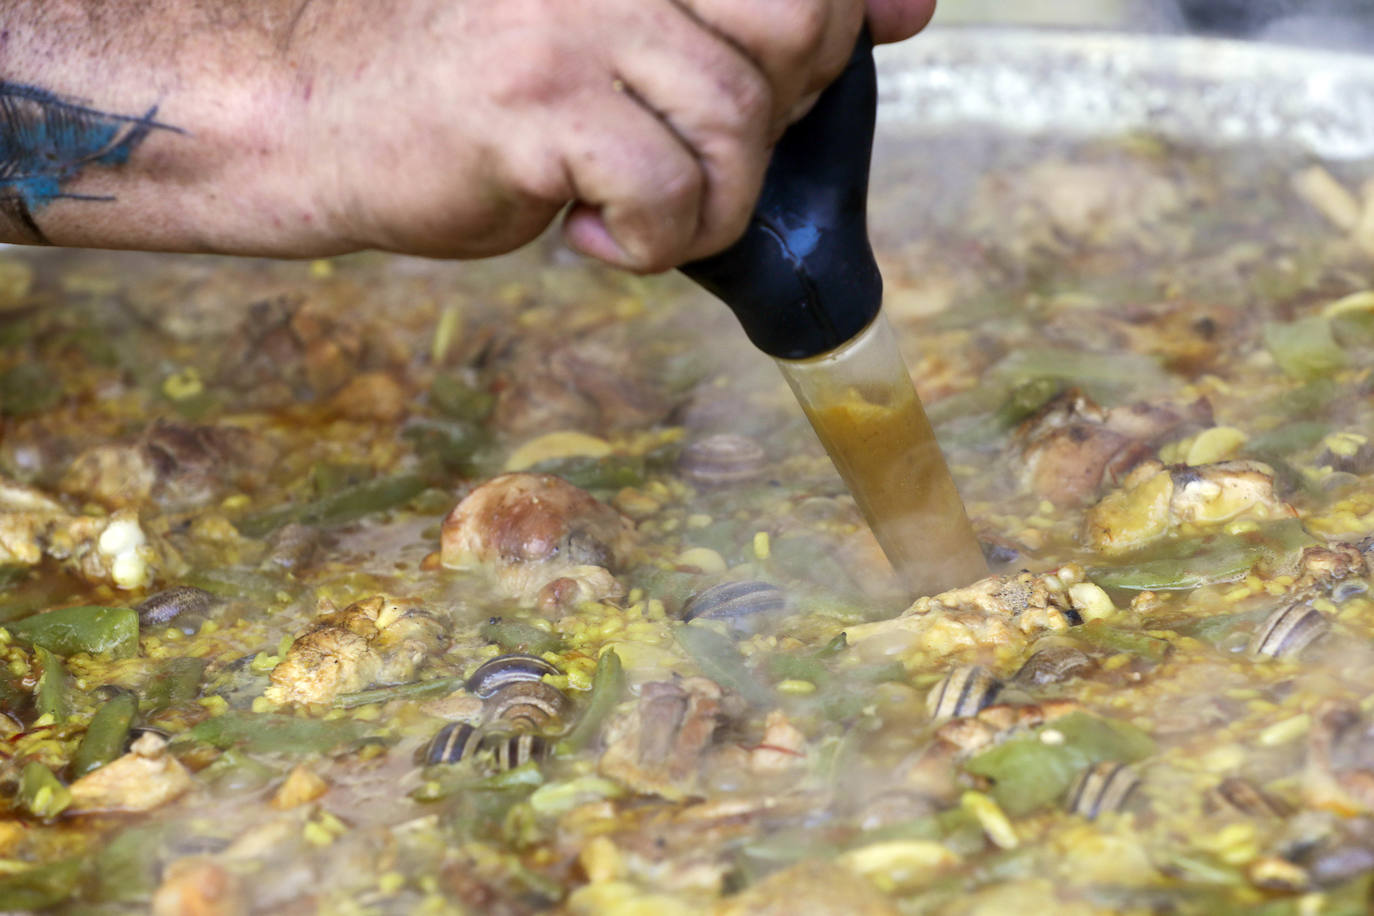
0;0;338;254
0;0;938;269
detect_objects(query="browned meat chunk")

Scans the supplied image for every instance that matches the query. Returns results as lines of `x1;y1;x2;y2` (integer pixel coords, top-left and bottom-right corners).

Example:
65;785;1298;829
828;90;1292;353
440;473;631;607
61;419;276;512
327;371;409;422
1083;460;1296;555
1015;390;1208;506
488;331;670;437
67;731;193;813
216;294;364;406
267;595;447;706
0;478;171;589
846;566;1093;667
599;678;723;801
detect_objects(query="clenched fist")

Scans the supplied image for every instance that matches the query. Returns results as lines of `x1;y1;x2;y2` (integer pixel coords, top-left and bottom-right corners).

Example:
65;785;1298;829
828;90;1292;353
0;0;935;268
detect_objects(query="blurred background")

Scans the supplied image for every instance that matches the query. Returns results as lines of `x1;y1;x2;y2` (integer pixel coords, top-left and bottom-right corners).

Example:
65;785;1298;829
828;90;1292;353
934;0;1374;51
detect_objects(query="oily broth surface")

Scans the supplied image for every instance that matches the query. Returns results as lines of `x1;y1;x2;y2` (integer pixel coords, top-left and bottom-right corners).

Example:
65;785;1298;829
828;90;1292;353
0;138;1370;913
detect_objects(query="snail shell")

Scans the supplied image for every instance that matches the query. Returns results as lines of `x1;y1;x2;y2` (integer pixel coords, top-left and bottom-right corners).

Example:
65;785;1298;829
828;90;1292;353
681;580;785;624
1013;645;1095;687
1213;777;1290;818
1067;761;1140;820
926;665;1002;720
424;721;483;766
482;680;571;732
466;654;562;698
485;732;550;771
136;586;218;626
1249;603;1329;659
677;433;767;486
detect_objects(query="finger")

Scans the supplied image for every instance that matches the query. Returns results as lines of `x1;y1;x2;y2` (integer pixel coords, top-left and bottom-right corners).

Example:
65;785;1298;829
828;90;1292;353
611;13;774;261
676;0;864;119
866;0;937;43
556;90;705;272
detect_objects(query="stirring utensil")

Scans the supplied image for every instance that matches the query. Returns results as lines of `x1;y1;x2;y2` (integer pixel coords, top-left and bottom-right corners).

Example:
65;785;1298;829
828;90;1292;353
681;29;988;596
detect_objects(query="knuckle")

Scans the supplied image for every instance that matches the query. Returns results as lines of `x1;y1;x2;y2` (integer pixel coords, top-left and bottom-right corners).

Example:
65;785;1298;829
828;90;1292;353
777;0;829;59
656;162;704;212
487;37;563;108
712;67;771;134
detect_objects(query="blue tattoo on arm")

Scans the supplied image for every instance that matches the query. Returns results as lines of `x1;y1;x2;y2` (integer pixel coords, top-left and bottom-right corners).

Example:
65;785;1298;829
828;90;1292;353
0;82;182;242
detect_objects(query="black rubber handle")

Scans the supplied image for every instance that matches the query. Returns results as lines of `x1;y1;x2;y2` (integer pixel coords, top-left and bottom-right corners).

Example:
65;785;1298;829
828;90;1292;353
680;30;881;360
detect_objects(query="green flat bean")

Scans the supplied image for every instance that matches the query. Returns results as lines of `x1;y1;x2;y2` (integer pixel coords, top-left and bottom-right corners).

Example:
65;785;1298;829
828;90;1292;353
92;825;170;903
1264;315;1347;380
429;374;494;422
7;605;139;658
33;645;70;721
236;473;425;538
71;692;138;778
144;656;208;711
19;761;72;818
185;711;373;754
0;858;82;910
674;623;774;707
766;653;829;685
527;455;646;491
1073;624;1171;663
562;649;624;752
479;618;562;655
335;675;465;709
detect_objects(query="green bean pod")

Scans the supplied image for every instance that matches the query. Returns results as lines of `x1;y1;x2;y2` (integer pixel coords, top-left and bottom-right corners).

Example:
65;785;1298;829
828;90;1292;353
562;650;625;752
19;761;72;819
33;646;70;721
71;691;138;778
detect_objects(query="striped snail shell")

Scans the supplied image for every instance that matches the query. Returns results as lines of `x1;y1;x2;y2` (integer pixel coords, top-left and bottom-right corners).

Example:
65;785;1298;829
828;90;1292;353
1249;602;1329;659
466;653;562;698
1066;761;1140;820
925;665;1002;720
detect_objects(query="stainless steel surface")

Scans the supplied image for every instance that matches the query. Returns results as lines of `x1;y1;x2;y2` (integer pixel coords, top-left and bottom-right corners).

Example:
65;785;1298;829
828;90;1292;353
875;28;1374;159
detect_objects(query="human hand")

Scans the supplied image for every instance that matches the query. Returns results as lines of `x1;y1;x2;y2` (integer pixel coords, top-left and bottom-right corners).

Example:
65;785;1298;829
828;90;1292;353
301;0;937;271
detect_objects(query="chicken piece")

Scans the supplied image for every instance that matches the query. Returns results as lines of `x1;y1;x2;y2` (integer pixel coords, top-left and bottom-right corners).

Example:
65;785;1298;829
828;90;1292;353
1083;460;1296;554
68;731;193;813
599;678;723;801
847;566;1086;667
488;331;671;437
266;595;447;706
1015;390;1209;506
152;858;248;916
327;370;408;422
216;294;364;406
61;420;276;512
1295;543;1369;591
58;444;157;509
711;861;900;916
440;473;631;608
0;482;172;590
0;477;68;565
46;511;172;591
